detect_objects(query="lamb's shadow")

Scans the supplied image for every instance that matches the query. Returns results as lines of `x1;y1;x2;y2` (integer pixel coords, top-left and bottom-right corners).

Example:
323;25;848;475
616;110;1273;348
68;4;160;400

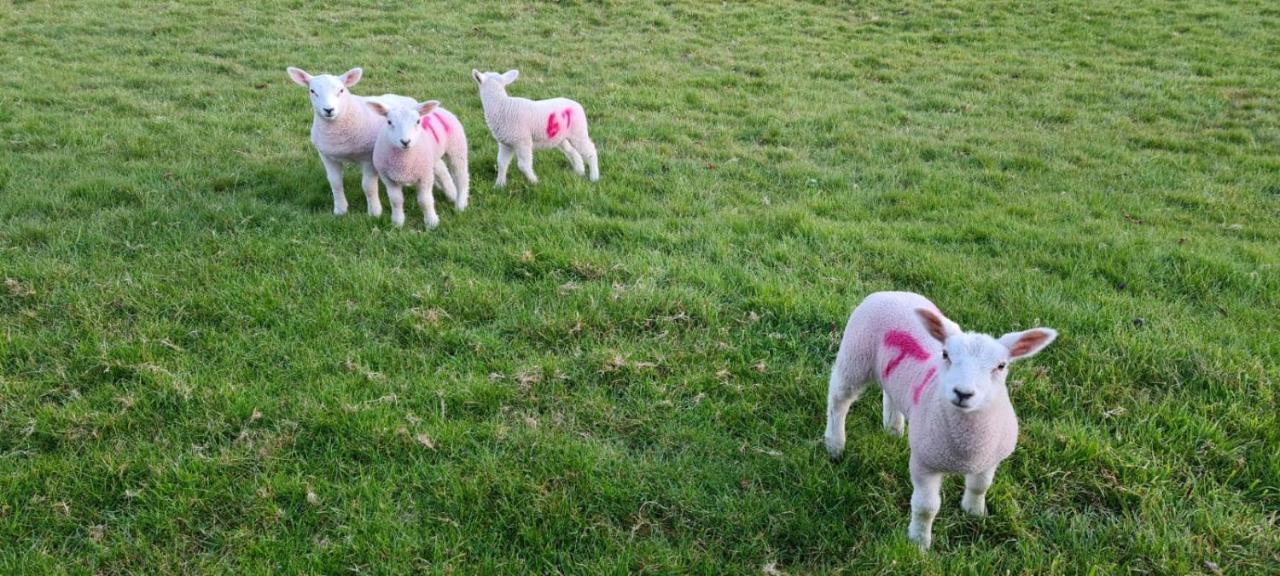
251;160;368;215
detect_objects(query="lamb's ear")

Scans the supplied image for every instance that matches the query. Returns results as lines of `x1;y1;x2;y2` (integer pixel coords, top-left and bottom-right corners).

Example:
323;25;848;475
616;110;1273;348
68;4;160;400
287;67;312;87
471;69;484;84
417;100;440;115
915;308;956;344
500;69;519;85
366;101;389;117
998;328;1058;361
340;67;363;87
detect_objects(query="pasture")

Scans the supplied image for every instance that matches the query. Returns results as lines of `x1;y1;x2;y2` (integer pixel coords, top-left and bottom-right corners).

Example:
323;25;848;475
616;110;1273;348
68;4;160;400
1;0;1277;573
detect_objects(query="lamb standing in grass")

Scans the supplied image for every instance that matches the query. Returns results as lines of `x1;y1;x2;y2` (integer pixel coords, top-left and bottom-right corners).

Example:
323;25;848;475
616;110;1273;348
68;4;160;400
367;100;468;229
824;291;1057;550
472;69;598;186
287;66;418;217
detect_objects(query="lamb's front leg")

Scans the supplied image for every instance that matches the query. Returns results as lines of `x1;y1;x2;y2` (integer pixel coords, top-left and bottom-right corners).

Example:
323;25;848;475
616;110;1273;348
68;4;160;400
961;466;997;517
417;179;439;229
908;458;943;550
361;161;382;217
319;154;348;215
495;143;514;188
514;140;538;184
384;180;406;228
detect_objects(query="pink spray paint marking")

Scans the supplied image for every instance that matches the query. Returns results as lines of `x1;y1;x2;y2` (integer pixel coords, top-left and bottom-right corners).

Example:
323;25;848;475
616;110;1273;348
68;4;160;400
883;330;930;378
545;108;573;139
912;367;937;406
421;114;441;144
433;112;450;135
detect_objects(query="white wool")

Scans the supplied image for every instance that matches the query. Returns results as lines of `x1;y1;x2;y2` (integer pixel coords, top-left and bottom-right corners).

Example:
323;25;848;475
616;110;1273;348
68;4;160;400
368;100;468;229
287;66;417;217
472;69;599;186
824;291;1057;550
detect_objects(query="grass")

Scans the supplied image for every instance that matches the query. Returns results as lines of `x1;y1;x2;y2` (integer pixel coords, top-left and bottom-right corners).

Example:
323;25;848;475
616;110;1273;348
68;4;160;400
1;0;1278;573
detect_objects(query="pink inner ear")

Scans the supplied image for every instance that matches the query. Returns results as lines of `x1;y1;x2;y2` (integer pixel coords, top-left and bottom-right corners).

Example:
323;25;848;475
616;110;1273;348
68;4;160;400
1010;331;1049;357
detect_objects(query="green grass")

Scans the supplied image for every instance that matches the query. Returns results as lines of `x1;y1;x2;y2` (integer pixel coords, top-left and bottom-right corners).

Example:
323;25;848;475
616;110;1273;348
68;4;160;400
2;0;1278;573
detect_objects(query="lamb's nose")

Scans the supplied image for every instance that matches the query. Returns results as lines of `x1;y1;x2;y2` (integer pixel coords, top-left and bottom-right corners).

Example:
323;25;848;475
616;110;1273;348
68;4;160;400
953;390;975;403
399;139;411;147
323;107;334;115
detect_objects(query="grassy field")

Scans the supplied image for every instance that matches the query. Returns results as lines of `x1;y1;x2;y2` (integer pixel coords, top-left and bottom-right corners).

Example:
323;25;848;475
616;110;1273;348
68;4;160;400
2;0;1278;573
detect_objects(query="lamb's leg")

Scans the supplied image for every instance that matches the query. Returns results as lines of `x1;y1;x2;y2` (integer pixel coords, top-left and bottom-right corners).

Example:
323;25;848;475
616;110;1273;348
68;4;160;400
573;135;599;182
447;145;469;211
495;143;514;188
514;141;538;184
361;161;382;217
384;180;406;228
908;458;943;551
417;180;439;229
961;466;996;517
319;154;348;215
882;391;905;436
824;355;870;459
558;140;585;175
434;162;458;204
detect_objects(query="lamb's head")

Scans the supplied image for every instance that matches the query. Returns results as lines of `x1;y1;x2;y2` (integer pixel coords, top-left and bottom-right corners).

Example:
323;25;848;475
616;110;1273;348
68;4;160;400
287;67;363;120
916;309;1057;413
471;69;519;93
368;100;439;151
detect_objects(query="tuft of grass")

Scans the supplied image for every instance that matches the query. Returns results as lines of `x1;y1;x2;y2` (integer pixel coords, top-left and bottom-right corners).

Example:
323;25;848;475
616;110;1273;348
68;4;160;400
1;0;1277;573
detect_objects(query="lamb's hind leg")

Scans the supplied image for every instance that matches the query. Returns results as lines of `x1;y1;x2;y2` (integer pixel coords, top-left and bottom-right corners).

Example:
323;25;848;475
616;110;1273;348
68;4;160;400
434;162;458;204
882;391;905;436
571;133;599;182
824;352;871;459
361;161;382;217
558;140;585;175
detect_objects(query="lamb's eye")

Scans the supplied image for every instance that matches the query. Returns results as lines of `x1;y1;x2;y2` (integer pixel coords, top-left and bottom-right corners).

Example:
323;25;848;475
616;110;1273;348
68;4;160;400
941;350;950;361
997;363;1007;371
310;90;316;95
387;120;392;125
339;89;344;94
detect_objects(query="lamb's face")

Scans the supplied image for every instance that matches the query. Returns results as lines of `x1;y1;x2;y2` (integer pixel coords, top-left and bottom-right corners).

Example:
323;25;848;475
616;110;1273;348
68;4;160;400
288;67;362;120
936;333;1011;412
376;101;439;150
916;308;1057;413
383;107;425;150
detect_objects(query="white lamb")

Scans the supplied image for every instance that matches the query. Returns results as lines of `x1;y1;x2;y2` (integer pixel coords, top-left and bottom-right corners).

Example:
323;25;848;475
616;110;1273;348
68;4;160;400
471;69;599;186
824;291;1057;550
367;100;468;229
287;66;418;217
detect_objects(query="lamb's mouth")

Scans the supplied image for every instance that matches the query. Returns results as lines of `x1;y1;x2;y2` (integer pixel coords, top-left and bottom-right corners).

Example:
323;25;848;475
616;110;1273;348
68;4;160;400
951;399;972;410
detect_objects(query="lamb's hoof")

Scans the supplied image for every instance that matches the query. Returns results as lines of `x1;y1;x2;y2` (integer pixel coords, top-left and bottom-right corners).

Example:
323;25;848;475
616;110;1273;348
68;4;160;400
961;497;987;517
391;215;405;228
455;198;468;212
884;425;904;437
334;205;349;216
368;207;383;218
823;436;845;460
907;527;932;551
424;216;440;229
494;179;506;188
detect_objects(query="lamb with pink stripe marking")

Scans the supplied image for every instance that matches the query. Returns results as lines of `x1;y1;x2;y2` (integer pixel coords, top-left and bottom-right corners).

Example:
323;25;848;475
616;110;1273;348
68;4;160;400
472;69;599;186
824;291;1057;550
366;100;469;229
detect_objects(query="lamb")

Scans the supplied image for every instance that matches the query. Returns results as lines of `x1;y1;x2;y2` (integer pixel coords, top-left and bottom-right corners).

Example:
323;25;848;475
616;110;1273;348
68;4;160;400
823;291;1057;550
367;99;469;229
287;66;418;217
471;69;599;186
